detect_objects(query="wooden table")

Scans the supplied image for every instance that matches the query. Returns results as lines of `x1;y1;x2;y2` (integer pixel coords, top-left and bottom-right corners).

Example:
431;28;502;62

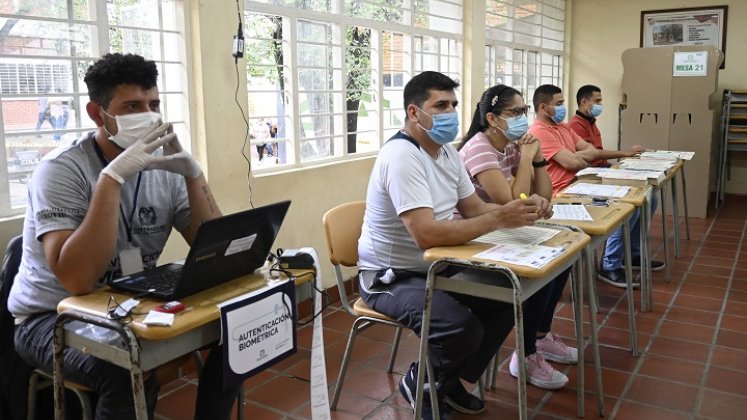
53;270;315;420
413;228;597;420
557;181;658;312
551;199;639;355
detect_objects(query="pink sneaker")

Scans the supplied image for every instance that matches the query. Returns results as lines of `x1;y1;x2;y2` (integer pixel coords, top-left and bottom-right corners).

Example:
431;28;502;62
509;351;568;390
536;332;578;364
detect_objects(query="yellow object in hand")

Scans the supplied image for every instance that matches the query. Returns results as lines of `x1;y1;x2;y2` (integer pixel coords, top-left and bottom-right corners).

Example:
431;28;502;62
519;193;528;200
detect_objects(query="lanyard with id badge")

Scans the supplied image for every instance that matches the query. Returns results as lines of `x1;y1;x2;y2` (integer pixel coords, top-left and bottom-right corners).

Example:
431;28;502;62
119;172;144;275
92;137;144;276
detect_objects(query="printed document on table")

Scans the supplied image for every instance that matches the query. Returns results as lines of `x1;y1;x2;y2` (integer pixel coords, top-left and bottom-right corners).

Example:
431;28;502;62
640;150;694;161
549;204;593;221
619;159;675;172
474;243;564;269
476;225;559;246
564;183;631;198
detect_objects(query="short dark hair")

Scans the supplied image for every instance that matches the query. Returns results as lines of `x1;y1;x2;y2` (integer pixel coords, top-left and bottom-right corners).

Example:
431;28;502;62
459;84;521;150
576;84;601;106
403;71;460;109
532;84;562;111
84;53;159;109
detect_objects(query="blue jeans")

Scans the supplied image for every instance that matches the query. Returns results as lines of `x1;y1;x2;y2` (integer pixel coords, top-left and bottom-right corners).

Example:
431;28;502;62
603;194;659;271
15;312;240;420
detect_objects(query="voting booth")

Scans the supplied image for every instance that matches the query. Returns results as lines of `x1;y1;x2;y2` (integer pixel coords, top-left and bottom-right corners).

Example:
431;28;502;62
620;45;722;218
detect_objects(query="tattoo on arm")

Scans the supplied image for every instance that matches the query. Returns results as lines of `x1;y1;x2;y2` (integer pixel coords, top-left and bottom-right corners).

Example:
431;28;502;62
201;185;216;215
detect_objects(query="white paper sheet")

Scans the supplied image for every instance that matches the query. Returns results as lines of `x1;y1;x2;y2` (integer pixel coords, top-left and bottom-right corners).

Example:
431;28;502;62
473;243;564;269
475;225;559;246
619;159;676;172
640;150;694;160
549;204;593;221
563;183;631;198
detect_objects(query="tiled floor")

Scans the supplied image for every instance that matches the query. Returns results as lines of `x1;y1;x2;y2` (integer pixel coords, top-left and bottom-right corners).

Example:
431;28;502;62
154;195;747;419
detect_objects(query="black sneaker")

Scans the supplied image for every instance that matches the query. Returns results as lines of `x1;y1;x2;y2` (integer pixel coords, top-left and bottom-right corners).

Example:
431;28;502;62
444;380;485;414
598;268;640;288
629;256;665;272
399;363;446;420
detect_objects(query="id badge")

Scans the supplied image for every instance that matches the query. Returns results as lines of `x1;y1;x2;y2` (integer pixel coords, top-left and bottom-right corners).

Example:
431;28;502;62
120;246;144;275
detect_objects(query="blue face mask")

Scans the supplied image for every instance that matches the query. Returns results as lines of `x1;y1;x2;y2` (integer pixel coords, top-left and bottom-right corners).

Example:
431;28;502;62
590;104;603;118
551;104;566;123
417;107;459;145
497;114;529;141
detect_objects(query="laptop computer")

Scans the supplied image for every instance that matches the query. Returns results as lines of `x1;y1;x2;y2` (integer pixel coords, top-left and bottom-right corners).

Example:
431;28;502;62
108;200;291;300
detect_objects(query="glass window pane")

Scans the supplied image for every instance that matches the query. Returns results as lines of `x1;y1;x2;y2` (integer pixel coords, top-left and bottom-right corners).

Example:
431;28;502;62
108;0;161;30
109;28;163;60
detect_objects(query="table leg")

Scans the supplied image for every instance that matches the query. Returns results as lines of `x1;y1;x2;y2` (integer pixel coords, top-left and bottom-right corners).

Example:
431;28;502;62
584;247;605;416
659;186;671;283
512;274;528;420
623;217;639;356
643;194;654;311
671;172;682;259
680;166;691;240
572;262;585;417
415;264;440;420
640;195;652;312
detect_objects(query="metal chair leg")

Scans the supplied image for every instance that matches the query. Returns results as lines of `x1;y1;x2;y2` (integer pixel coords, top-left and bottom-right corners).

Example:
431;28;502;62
331;318;366;409
387;327;403;373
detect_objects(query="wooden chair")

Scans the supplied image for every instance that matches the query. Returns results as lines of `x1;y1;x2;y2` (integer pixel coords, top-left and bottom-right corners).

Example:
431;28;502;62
322;201;406;409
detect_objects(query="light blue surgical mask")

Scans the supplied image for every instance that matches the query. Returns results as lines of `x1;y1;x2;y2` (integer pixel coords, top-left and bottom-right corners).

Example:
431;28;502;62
551;104;566;123
417;107;459;145
591;104;603;118
497;114;529;141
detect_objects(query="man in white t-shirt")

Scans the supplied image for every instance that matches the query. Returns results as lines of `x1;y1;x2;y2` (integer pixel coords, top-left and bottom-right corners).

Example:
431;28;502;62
358;71;547;418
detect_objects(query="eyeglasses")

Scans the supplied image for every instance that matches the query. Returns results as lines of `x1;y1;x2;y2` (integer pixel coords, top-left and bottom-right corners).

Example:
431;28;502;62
502;105;530;118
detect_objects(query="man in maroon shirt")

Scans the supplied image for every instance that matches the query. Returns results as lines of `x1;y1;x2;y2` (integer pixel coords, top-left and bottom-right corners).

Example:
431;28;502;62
568;85;644;167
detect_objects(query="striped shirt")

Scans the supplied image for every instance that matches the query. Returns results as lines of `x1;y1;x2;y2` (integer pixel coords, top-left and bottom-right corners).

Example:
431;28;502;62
459;131;521;203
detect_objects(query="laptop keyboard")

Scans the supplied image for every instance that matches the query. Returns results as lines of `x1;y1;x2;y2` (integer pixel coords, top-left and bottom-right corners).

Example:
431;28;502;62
137;268;182;294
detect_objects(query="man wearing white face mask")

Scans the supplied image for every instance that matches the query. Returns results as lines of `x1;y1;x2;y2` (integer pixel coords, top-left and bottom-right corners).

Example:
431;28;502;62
358;72;541;418
529;84;600;196
569;85;645;167
8;53;241;419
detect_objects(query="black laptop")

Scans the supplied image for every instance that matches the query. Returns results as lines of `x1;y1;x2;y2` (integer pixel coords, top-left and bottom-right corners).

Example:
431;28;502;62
108;200;291;300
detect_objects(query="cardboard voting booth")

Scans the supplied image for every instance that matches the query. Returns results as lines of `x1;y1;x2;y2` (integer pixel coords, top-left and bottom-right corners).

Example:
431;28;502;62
620;45;722;217
219;279;297;390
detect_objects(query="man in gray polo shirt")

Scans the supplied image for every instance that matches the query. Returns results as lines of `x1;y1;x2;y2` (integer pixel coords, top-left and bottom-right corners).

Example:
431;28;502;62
358;71;549;418
8;53;240;419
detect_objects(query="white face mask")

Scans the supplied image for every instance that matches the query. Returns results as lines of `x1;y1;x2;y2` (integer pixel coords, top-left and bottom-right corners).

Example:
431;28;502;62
101;109;161;149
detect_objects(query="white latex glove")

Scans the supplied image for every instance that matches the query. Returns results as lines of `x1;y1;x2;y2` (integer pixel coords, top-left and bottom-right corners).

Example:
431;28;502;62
146;128;202;178
101;124;174;184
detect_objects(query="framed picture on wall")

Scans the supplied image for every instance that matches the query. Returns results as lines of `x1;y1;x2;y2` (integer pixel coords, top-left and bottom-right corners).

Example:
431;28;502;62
640;5;728;68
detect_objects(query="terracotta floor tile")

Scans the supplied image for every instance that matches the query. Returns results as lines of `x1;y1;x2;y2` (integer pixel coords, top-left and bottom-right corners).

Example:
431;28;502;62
603;311;659;335
566;365;630;398
322;310;357;333
625;376;698;412
724;300;747;317
364;404;415;420
716;329;747;351
293;390;382;419
539;390;614;418
452;398;521;419
665;306;720;327
690;264;733;277
711;345;747;373
732;269;747;280
731;279;747;292
245;375;310;413
648;336;710;364
334;366;400;402
657;320;716;344
705;366;747;396
686;273;729;288
156;382;198;419
672;294;723;312
720;313;747;332
583;346;639;373
702;235;739;244
698;388;747;419
727;289;747;304
678;283;728;300
614;400;691;420
637;353;705;385
234;402;285;420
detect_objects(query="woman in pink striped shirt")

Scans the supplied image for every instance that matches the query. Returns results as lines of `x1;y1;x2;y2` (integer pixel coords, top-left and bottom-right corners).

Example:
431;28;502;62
457;85;575;391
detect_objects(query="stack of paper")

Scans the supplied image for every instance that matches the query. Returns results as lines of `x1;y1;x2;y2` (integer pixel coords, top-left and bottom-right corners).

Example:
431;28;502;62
640;150;695;161
475;225;559;246
549;204;593;221
474;243;564;269
563;183;631;198
577;168;665;186
619;159;676;172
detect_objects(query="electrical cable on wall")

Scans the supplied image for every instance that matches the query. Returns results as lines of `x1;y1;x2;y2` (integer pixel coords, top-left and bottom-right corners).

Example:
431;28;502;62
232;0;254;208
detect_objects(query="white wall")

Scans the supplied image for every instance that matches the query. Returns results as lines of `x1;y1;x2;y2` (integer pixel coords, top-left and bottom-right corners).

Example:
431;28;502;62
568;0;747;198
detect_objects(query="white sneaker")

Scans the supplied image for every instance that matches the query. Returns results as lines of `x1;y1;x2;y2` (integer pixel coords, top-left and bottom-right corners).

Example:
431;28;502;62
509;351;568;390
536;332;578;364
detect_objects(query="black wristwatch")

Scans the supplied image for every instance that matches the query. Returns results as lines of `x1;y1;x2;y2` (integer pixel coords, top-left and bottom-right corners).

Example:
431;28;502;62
532;159;549;168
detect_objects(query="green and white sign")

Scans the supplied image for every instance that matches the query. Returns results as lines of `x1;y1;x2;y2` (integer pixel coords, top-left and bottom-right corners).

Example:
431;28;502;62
673;51;708;76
